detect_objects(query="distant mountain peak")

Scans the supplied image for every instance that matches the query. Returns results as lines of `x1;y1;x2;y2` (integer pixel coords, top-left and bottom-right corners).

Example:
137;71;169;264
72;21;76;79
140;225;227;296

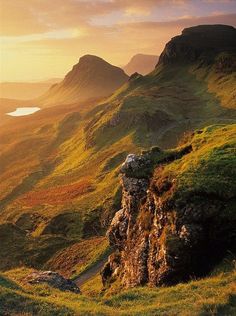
123;54;159;76
78;54;109;62
39;55;128;106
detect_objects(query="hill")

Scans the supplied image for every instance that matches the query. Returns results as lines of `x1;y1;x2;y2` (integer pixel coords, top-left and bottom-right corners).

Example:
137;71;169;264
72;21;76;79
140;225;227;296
0;24;235;280
39;55;129;106
0;124;236;314
123;54;159;75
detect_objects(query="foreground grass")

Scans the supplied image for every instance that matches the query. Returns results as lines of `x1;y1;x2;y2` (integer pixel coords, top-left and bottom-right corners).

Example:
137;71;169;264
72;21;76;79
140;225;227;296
1;262;235;316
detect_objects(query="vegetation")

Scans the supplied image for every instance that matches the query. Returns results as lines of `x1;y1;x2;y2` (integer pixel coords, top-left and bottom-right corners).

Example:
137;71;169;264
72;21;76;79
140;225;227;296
47;237;109;278
154;124;236;199
0;257;235;315
0;26;235;314
0;52;235;272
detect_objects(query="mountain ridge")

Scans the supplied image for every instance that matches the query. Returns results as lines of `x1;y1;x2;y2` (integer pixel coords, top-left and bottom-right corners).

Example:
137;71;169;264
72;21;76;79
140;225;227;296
0;25;235;294
38;55;129;106
123;54;159;75
158;24;236;65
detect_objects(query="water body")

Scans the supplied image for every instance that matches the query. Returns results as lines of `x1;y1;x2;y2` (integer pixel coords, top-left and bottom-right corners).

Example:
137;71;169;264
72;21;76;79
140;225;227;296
6;107;40;117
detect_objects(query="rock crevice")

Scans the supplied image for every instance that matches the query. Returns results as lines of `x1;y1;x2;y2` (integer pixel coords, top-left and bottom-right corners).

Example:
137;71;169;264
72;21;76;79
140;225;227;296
102;149;235;288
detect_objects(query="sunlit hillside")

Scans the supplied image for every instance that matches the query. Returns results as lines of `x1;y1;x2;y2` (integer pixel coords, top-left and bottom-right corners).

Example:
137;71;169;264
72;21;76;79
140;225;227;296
0;17;236;316
0;26;236;274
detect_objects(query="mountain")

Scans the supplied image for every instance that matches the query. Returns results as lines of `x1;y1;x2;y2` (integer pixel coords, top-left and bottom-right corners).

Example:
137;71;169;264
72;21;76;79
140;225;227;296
85;25;236;152
123;53;159;75
159;24;236;65
0;79;61;100
0;24;235;302
39;55;129;106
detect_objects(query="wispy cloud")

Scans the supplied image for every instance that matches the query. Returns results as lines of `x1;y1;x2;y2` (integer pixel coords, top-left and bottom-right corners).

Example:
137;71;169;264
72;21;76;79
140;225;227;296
1;0;235;81
1;29;85;44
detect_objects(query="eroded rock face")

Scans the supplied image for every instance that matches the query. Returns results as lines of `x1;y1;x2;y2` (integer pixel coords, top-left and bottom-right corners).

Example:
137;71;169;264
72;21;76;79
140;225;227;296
26;271;80;293
102;151;235;288
158;25;236;65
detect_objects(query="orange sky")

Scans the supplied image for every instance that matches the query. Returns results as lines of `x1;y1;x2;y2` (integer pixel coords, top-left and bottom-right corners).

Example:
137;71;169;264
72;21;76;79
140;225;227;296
0;0;236;82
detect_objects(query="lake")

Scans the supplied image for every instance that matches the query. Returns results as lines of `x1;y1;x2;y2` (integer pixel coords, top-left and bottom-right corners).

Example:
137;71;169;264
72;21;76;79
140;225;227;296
6;107;41;117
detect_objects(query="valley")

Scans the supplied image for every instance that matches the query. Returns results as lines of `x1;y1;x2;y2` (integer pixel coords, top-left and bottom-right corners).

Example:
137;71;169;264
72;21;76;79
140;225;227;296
0;22;235;315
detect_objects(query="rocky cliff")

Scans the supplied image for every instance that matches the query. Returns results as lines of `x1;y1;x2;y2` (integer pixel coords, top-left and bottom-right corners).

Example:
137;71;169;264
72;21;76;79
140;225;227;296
102;124;236;288
158;25;236;65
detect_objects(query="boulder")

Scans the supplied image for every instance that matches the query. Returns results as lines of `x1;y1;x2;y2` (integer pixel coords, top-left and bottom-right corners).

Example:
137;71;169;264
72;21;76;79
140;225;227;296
26;271;80;293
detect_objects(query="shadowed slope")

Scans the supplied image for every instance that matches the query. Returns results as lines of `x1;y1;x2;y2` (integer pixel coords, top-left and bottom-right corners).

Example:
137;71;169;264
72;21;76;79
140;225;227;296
39;55;129;106
0;25;235;274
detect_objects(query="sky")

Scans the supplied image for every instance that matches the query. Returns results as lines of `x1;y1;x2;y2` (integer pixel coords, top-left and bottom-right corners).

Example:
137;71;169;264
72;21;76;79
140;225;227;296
0;0;236;82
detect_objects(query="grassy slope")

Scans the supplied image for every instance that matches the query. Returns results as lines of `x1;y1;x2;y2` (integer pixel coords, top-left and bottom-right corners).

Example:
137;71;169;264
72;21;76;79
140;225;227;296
1;124;235;315
0;258;235;315
0;54;235;272
156;124;236;199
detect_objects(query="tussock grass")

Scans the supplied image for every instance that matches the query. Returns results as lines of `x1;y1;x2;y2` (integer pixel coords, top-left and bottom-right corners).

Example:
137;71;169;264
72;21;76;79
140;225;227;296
1;260;235;315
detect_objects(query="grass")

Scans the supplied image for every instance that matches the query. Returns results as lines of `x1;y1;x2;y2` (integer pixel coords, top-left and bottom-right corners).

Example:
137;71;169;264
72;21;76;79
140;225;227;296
0;50;235;282
47;236;110;279
0;258;235;315
156;124;236;199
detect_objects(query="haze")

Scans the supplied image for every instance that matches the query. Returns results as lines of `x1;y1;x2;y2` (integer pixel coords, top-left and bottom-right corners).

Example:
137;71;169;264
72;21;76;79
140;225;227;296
1;0;236;82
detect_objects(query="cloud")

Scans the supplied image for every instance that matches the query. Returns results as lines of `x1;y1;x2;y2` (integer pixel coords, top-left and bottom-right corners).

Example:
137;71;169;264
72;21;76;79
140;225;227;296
1;0;235;80
124;7;151;17
12;13;236;60
0;0;189;36
203;0;234;3
1;28;86;45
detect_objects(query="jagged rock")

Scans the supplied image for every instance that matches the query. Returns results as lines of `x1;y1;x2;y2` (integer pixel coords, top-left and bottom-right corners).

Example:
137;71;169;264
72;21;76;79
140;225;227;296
158;25;236;65
102;145;236;288
101;252;121;286
120;153;151;177
26;271;80;293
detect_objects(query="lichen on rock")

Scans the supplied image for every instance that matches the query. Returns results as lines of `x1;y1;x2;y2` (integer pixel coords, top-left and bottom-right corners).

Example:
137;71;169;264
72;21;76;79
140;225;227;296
26;270;80;293
101;127;236;288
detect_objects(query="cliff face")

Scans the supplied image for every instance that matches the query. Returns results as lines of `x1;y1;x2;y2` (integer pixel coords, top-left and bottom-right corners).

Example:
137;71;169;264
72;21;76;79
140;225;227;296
158;25;236;65
101;125;236;288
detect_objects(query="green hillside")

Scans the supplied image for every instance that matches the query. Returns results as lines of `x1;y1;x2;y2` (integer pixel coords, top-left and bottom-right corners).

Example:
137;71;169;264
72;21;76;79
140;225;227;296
0;26;235;274
1;124;236;314
0;249;235;315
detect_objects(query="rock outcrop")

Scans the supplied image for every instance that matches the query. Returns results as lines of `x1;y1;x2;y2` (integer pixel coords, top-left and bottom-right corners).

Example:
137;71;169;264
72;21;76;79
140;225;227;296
102;138;236;288
26;271;80;293
158;25;236;65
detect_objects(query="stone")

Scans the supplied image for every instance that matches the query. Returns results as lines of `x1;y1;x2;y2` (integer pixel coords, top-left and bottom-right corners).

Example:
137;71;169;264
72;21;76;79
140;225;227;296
101;148;235;288
26;271;80;293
